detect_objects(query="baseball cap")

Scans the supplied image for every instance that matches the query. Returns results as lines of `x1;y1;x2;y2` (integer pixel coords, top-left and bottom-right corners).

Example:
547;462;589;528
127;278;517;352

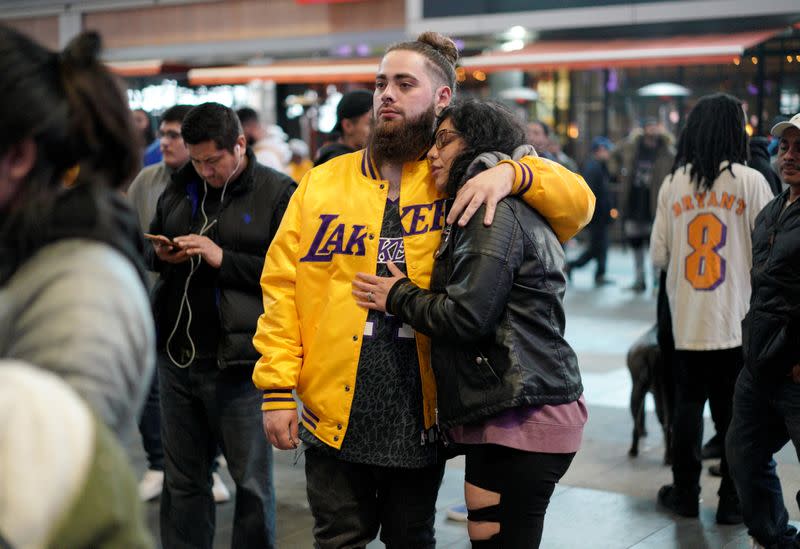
770;113;800;138
591;136;614;152
333;89;373;133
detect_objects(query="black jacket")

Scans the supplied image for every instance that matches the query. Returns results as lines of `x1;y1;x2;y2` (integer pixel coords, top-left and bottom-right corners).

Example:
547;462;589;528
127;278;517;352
148;148;295;369
387;199;583;428
742;189;800;382
749;137;783;197
314;142;356;167
582;157;613;226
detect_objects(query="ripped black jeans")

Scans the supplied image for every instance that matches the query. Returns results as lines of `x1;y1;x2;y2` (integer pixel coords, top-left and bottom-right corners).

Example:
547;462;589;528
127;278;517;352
464;444;575;549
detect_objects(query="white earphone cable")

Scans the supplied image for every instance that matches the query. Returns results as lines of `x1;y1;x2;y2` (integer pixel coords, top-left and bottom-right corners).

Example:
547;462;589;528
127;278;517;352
166;148;242;368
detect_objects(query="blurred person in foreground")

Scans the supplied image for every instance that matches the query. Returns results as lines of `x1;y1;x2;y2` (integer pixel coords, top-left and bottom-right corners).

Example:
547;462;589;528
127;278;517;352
727;112;800;549
0;26;154;443
651;93;773;524
146;102;295;549
566;136;615;286
352;99;586;549
0;360;153;549
315;88;373;166
253;31;593;548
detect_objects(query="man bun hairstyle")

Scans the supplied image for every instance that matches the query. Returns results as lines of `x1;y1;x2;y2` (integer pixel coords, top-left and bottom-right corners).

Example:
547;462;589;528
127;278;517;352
58;31;140;191
387;31;459;91
0;25;140;271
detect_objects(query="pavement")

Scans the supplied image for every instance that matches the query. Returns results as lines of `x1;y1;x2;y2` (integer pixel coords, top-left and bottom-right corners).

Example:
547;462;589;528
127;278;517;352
131;244;800;548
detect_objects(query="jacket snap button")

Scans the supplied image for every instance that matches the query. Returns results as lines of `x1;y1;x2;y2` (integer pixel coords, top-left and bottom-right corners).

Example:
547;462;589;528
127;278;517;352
368;234;375;240
380;184;385;189
334;435;339;441
337;424;342;430
352;335;358;341
345;385;351;392
475;357;483;364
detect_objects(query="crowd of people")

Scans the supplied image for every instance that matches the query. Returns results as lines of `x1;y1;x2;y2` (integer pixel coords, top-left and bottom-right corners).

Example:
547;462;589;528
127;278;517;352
1;20;798;549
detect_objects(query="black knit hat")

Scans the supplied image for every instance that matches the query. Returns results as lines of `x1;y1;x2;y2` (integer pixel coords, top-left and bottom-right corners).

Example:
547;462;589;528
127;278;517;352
333;89;373;133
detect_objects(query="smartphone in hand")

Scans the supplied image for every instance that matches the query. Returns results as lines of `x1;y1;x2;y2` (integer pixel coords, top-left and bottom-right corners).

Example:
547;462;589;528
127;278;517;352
143;233;180;249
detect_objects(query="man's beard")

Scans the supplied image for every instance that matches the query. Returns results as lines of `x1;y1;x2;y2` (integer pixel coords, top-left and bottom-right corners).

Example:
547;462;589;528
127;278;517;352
369;104;437;168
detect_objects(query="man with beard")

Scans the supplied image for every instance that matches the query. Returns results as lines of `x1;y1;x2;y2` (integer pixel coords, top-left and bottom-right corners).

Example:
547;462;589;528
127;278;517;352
252;31;594;548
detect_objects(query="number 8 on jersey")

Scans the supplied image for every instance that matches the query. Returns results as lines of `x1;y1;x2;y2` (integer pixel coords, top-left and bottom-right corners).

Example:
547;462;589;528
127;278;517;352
685;213;727;291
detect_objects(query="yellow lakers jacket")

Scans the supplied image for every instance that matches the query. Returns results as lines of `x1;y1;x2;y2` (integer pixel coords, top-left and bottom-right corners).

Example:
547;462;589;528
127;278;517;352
252;149;594;449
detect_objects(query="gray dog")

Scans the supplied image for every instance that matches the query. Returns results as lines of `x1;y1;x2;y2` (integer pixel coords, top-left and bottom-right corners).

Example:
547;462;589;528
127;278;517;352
627;324;673;465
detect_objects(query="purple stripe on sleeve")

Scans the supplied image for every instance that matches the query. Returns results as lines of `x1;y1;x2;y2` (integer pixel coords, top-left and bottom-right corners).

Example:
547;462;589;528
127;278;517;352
516;162;533;196
263;397;296;403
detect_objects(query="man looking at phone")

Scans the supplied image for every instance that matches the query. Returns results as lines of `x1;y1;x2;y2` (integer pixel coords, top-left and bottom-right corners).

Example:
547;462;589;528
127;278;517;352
146;102;295;549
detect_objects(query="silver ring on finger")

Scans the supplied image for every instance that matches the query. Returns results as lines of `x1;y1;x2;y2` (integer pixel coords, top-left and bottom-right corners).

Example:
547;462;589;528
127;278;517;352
367;291;375;302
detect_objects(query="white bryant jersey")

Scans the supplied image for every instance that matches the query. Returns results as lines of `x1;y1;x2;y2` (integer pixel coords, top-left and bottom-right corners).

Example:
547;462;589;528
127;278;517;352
650;162;773;350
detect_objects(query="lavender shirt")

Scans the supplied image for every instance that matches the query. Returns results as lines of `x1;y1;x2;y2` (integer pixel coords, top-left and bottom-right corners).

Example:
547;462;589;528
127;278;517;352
448;395;587;454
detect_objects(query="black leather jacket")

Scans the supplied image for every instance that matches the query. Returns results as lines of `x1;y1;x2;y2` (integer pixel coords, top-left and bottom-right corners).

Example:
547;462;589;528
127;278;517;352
742;189;800;382
387;198;582;428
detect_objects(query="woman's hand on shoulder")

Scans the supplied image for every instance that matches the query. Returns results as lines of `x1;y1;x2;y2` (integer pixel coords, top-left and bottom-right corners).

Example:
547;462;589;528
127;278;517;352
446;163;515;227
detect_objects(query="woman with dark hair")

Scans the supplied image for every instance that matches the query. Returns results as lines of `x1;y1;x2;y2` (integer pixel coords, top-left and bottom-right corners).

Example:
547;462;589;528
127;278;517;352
352;99;586;548
649;93;773;523
0;26;155;442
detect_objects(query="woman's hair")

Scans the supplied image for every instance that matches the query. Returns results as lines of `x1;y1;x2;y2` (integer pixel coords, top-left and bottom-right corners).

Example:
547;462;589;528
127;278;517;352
0;26;139;253
438;99;527;196
386;31;459;92
670;93;748;191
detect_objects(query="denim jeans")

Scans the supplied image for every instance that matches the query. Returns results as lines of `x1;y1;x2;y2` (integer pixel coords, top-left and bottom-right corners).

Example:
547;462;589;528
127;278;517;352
158;355;275;549
304;446;445;549
138;371;164;471
727;367;800;548
671;348;741;500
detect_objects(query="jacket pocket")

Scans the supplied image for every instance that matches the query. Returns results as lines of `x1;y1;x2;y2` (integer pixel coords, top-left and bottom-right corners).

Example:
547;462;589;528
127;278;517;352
743;309;795;378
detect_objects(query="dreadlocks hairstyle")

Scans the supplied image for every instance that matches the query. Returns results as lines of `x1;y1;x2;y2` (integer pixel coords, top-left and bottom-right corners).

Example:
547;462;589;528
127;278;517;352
670;93;749;192
386;31;459;93
438;99;527;196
